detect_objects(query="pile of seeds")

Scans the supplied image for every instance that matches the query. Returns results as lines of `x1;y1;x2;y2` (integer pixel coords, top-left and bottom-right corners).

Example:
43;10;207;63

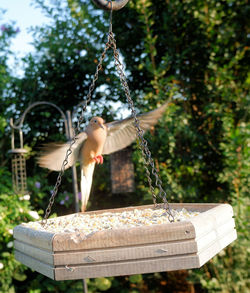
24;208;200;235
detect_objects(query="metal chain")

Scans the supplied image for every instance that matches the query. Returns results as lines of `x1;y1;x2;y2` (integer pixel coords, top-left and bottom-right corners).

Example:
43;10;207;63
41;34;113;226
107;31;174;222
41;6;174;226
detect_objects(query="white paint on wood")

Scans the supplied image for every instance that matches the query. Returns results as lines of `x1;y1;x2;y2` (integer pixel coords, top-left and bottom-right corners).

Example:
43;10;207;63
14;240;54;265
53;219;235;266
15;250;54;279
14;225;55;251
189;204;234;239
198;229;237;266
54;254;200;280
196;219;235;251
54;229;237;280
14;229;236;281
52;220;195;251
53;239;198;265
13;223;236;268
13;203;237;280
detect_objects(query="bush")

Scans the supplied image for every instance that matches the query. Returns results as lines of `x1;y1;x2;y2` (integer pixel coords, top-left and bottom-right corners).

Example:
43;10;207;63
0;168;37;291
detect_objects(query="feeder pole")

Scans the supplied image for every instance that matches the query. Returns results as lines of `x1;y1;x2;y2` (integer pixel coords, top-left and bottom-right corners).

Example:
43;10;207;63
66;110;80;213
67;109;87;293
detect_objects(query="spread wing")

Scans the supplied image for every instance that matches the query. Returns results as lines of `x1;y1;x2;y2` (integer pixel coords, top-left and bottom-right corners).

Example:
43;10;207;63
102;101;170;155
38;132;87;171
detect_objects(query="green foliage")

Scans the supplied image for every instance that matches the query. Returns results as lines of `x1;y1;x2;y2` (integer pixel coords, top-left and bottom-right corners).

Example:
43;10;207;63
0;11;20;166
94;278;112;291
129;274;143;284
0;168;35;292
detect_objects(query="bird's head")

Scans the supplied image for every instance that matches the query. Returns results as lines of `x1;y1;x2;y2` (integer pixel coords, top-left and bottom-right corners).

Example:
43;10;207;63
89;117;105;130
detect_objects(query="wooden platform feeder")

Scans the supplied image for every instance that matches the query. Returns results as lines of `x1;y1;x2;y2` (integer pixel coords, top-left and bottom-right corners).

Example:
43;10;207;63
14;203;236;281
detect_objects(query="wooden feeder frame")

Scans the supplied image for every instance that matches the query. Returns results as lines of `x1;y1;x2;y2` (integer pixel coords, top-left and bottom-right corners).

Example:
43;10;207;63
14;203;236;280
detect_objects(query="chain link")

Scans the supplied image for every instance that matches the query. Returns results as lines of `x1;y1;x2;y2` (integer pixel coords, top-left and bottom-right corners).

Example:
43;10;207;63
42;7;174;226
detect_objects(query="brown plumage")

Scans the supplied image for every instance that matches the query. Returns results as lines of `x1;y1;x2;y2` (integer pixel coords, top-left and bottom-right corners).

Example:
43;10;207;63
38;101;170;211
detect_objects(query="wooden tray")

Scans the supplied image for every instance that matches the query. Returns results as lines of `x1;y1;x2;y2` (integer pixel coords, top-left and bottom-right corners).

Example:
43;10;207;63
14;203;237;280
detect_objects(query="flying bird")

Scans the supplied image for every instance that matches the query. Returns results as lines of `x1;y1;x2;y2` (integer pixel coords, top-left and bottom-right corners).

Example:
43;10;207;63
38;101;170;211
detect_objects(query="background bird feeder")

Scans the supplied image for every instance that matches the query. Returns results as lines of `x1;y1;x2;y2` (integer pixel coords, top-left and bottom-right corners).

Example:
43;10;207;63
110;147;135;194
8;101;81;212
8;119;28;195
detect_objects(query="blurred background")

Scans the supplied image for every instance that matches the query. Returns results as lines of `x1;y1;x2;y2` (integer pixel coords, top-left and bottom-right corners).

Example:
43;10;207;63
0;0;249;292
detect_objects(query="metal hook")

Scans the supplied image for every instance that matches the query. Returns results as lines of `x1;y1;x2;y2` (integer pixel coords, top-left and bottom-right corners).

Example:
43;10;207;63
92;0;129;11
9;101;69;139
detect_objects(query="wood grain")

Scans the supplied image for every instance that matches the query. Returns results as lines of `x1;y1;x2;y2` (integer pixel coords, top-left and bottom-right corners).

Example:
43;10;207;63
15;250;54;279
13;203;237;280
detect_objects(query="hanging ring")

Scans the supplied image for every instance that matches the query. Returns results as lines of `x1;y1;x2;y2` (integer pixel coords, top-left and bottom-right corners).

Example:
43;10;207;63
92;0;129;11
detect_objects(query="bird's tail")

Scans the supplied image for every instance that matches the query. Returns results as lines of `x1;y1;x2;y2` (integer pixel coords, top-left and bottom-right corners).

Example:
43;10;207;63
80;163;95;212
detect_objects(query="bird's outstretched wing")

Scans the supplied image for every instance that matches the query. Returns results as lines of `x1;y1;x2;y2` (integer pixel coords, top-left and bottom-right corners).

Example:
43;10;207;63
102;101;170;155
38;132;87;171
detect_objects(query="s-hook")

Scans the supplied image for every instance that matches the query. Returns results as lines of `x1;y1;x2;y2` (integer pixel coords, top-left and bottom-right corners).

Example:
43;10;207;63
92;0;129;10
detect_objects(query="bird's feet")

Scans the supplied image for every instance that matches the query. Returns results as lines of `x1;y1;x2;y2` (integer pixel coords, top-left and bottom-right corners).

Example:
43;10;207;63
93;155;103;164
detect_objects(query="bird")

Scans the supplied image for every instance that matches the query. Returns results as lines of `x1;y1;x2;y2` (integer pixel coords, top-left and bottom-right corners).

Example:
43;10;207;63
38;101;170;212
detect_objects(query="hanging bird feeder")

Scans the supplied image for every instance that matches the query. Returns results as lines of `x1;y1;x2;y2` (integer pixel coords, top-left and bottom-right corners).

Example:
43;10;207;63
110;147;135;194
13;0;236;281
8;119;28;194
14;203;236;280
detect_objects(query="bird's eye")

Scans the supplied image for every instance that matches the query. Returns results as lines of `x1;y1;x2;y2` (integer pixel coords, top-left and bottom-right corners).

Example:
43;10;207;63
94;119;97;123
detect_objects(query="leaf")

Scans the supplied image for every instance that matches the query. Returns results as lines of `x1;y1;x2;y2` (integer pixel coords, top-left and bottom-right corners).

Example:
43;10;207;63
13;272;27;282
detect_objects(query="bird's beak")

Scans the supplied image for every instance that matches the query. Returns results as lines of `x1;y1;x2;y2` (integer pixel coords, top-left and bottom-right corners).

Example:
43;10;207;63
99;122;105;129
